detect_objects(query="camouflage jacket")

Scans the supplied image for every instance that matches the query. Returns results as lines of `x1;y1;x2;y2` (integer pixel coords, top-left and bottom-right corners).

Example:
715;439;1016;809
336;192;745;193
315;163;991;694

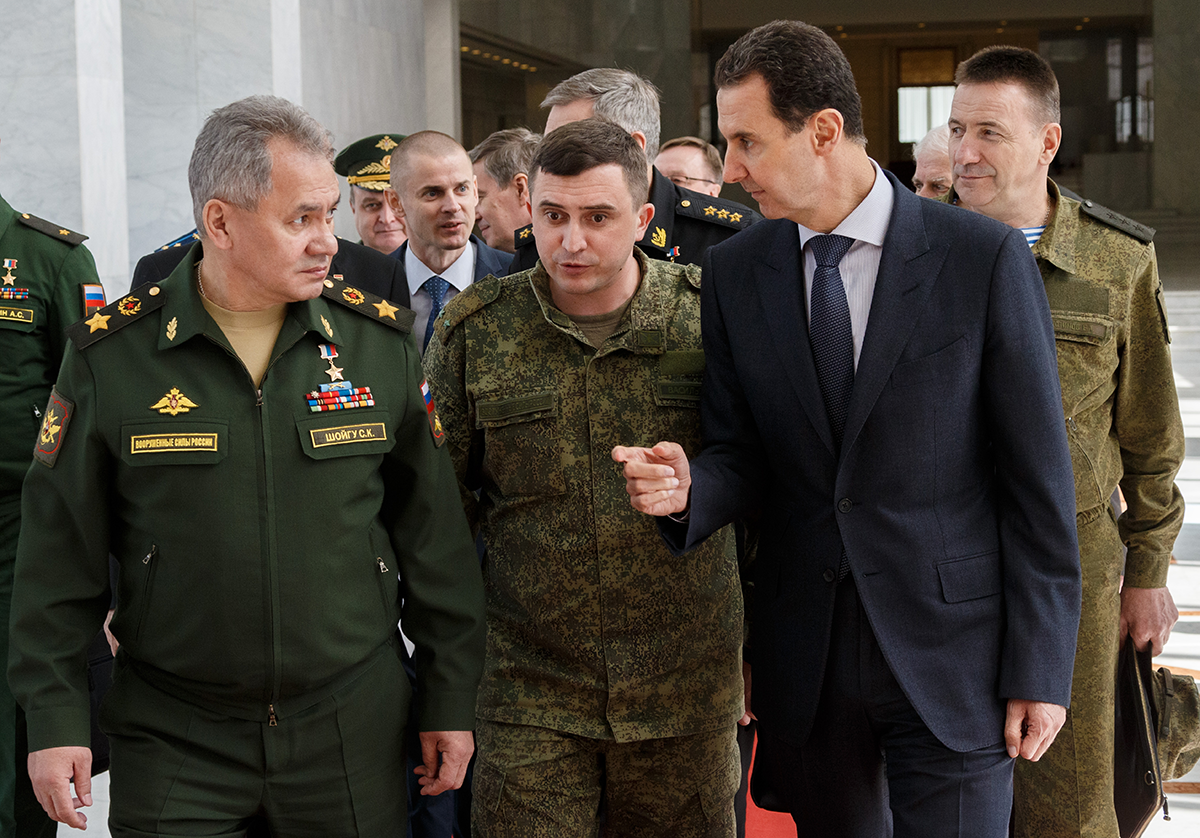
1032;181;1184;587
424;250;743;742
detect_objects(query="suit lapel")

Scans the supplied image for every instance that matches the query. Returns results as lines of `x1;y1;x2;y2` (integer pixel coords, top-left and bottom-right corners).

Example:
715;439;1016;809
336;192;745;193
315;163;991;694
841;176;947;456
755;222;837;456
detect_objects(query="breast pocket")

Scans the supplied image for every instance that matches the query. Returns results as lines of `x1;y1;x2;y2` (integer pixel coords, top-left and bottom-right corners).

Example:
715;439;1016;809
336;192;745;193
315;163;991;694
120;420;228;466
655;349;705;409
476;390;565;496
0;304;36;334
297;410;394;460
1052;310;1118;397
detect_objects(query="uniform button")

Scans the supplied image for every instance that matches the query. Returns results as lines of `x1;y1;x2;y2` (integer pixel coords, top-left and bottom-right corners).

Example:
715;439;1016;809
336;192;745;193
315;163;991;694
823;569;836;583
837;498;853;513
323;279;334;288
148;286;160;296
681;199;691;207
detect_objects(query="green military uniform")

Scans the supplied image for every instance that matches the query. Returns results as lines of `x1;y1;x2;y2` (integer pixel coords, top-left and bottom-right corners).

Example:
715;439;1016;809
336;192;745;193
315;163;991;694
509;168;761;271
0;192;100;837
7;246;486;835
954;182;1186;838
424;250;743;836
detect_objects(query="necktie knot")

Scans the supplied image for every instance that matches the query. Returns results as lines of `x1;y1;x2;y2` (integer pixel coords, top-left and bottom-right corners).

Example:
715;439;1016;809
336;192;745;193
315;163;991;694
809;234;855;268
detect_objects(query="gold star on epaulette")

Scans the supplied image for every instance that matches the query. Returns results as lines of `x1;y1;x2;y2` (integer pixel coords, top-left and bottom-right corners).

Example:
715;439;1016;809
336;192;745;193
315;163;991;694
519;228;531;240
716;209;730;220
703;206;717;216
729;212;743;223
85;312;110;333
373;299;399;320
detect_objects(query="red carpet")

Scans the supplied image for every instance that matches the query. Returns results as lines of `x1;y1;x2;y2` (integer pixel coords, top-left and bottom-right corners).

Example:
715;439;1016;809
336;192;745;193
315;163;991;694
745;732;797;838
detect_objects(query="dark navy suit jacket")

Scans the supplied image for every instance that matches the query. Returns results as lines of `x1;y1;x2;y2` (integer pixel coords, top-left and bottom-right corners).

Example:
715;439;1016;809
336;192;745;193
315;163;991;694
664;172;1082;753
385;235;513;306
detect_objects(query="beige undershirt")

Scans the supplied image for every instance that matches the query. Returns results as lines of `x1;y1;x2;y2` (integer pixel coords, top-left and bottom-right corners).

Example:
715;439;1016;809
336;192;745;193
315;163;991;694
571;299;633;349
201;296;287;387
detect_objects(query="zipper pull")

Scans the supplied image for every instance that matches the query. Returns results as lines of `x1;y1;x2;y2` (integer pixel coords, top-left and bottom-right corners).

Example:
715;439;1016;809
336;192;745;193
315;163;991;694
142;545;157;565
256;389;263;407
268;704;278;727
1162;797;1170;821
1067;416;1078;432
32;404;40;419
377;557;389;573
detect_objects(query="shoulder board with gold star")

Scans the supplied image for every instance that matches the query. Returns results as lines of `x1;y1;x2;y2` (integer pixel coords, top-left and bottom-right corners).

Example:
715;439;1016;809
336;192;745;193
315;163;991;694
17;212;88;246
676;195;758;231
1076;198;1155;244
320;275;415;333
433;275;502;344
66;282;166;350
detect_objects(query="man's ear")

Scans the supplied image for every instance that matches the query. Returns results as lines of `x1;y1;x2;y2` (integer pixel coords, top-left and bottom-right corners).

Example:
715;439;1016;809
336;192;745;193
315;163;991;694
513;172;529;202
1040;123;1063;166
810;109;845;155
202;199;234;251
385;187;406;221
634;201;655;241
630;131;648;151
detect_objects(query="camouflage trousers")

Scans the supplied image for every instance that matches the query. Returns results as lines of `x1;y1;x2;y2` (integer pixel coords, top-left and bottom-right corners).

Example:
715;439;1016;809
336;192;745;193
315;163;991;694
472;719;740;838
1013;504;1123;838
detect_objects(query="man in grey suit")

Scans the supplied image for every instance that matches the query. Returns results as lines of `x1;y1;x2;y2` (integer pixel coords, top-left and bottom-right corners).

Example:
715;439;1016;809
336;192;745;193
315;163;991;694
384;132;512;352
616;20;1082;838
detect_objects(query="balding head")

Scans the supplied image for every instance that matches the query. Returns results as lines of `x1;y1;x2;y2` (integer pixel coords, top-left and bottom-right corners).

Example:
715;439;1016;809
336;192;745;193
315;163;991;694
390;131;471;193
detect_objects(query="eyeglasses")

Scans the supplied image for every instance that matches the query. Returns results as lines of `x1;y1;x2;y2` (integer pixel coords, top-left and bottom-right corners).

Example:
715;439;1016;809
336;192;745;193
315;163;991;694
666;175;720;189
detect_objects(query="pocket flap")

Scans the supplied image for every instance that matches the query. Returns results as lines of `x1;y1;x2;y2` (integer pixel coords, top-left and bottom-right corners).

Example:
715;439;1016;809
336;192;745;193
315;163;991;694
120;420;228;466
937;552;1001;603
476;391;556;427
297;411;393;459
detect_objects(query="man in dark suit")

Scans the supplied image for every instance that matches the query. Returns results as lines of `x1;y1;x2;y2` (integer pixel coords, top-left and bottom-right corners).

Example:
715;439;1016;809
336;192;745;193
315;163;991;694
384;131;512;353
615;20;1082;837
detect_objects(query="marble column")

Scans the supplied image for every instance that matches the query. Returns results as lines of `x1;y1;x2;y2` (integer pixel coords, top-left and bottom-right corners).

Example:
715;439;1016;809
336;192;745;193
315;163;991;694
1152;0;1200;212
423;0;462;138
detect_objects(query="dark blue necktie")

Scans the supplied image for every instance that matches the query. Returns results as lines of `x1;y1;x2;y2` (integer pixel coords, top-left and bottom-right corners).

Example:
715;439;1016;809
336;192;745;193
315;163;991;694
809;234;856;583
422;275;450;352
808;234;856;448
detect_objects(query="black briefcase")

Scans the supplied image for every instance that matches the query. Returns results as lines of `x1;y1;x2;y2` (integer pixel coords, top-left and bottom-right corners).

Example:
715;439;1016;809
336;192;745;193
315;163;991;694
1113;638;1167;837
86;629;114;775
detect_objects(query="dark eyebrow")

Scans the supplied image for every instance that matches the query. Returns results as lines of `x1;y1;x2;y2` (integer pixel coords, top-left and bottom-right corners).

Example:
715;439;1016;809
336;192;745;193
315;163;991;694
536;200;619;211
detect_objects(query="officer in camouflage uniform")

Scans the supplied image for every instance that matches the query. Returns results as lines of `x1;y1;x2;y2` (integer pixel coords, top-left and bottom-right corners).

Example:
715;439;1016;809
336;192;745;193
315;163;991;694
508;67;760;273
0;167;103;837
947;47;1184;838
425;120;743;837
8;95;485;836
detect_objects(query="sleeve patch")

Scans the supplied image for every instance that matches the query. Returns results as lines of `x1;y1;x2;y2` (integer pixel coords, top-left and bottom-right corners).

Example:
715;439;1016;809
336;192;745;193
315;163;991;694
81;283;107;313
420;379;446;448
34;387;74;467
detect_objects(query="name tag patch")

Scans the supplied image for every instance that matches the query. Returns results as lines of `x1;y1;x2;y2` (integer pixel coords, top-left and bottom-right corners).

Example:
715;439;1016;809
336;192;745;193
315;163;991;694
130;433;219;454
310;423;387;448
0;306;34;324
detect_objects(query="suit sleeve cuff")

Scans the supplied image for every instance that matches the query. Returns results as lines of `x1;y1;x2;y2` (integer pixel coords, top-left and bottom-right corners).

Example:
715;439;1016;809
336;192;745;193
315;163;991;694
24;706;93;754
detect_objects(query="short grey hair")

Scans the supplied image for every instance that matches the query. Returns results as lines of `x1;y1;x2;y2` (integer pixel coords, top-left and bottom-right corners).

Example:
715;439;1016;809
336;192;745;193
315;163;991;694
468;128;541;188
189;95;334;236
912;124;950;162
541;68;661;160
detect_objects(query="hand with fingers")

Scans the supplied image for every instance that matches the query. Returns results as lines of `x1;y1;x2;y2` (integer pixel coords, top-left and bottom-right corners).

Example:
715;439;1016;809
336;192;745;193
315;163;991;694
28;746;92;830
612;442;691;517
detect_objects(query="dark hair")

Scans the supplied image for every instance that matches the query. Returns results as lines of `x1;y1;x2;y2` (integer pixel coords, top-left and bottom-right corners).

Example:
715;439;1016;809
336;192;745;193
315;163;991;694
955;46;1060;125
529;119;649;205
714;20;865;142
657;136;723;182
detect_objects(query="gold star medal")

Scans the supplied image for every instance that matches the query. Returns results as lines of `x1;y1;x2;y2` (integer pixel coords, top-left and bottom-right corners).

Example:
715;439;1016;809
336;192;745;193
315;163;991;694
1;259;16;286
319;343;344;381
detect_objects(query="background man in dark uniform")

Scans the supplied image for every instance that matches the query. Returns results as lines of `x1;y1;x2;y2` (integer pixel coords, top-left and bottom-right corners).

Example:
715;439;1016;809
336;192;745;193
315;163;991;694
0;139;104;838
654;136;725;198
334;133;409;254
468;128;539;254
8;95;485;836
509;67;761;272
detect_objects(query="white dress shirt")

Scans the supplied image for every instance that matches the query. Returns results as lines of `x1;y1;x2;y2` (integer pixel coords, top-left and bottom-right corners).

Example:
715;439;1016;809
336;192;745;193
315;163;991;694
797;160;894;370
405;242;477;352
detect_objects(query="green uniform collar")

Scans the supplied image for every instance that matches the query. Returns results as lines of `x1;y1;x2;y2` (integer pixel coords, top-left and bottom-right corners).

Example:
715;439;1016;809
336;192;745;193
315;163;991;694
1031;179;1079;276
528;248;667;354
157;244;350;354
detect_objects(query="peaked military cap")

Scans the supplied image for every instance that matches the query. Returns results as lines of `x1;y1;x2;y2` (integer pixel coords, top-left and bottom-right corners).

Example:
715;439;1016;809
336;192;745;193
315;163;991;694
334;134;406;192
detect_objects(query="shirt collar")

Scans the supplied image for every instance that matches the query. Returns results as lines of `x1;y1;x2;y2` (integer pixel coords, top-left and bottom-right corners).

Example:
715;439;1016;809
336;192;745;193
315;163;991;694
796;159;893;250
529;248;666;354
1031;179;1078;275
405;240;477;299
158;242;346;350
